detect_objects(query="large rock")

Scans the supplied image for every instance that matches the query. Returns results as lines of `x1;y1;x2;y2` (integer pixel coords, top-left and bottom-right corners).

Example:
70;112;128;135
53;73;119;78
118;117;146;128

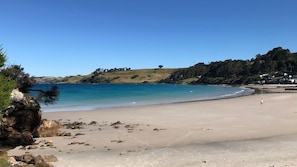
0;89;42;147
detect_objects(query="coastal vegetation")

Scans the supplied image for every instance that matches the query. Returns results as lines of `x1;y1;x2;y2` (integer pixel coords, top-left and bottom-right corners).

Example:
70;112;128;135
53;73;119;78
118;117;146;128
0;48;16;111
161;47;297;85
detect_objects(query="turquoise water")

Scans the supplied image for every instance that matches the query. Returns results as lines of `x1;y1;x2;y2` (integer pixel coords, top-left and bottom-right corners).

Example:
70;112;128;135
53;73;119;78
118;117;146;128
32;84;253;112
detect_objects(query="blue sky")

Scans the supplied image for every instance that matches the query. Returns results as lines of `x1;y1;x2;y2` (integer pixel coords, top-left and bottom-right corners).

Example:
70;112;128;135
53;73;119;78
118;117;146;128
1;0;297;77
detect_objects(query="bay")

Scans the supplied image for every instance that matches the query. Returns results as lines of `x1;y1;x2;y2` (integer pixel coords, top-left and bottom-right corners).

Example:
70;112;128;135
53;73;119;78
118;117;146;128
32;84;253;112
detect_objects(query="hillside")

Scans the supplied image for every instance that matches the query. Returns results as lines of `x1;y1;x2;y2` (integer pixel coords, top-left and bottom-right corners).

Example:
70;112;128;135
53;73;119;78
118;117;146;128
161;47;297;85
34;68;178;84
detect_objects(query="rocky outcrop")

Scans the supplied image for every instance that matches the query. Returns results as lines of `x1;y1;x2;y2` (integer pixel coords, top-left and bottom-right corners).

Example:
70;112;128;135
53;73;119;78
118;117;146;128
0;89;42;147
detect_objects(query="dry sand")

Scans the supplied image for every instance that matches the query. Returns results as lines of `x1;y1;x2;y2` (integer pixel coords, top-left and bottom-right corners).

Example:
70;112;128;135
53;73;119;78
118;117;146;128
8;91;297;167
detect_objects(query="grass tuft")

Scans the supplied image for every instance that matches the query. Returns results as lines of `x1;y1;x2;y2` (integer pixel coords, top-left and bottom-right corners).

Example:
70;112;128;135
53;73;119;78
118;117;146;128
0;158;10;167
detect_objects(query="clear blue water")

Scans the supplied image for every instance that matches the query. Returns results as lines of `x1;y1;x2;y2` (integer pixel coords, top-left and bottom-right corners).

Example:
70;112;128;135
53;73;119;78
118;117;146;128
32;84;253;112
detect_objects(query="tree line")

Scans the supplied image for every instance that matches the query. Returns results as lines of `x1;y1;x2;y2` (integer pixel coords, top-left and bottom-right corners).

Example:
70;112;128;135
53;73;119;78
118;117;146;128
160;47;297;85
92;67;131;74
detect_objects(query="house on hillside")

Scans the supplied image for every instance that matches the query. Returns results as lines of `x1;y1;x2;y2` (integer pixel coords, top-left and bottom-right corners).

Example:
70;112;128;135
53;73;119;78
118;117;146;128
259;73;297;84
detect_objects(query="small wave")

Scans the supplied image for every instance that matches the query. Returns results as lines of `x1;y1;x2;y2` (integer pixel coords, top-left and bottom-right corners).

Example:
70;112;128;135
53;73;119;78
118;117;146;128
221;88;252;98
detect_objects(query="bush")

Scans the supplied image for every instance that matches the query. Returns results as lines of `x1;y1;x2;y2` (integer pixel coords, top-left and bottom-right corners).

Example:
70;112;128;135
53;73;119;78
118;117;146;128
131;75;139;79
0;75;15;111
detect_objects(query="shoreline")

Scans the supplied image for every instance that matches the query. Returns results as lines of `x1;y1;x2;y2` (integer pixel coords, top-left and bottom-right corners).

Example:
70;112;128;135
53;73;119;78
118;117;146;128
246;83;297;94
8;88;297;166
42;85;254;113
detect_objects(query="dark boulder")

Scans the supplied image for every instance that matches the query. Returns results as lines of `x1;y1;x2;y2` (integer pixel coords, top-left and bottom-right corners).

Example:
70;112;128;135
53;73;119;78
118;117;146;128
0;91;42;147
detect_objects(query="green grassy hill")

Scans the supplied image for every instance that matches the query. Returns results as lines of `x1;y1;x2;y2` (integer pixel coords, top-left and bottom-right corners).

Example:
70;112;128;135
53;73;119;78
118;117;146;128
34;68;178;84
92;68;177;83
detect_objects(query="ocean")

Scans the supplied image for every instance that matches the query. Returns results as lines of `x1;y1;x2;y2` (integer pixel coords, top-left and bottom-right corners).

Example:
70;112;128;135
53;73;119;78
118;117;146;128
32;84;253;112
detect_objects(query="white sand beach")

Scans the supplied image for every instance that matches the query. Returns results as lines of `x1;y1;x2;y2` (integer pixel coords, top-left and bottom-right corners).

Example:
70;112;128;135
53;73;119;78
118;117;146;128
8;92;297;167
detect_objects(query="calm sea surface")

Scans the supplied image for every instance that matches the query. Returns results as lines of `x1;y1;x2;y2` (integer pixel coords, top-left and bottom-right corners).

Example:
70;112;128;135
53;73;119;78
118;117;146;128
32;84;253;112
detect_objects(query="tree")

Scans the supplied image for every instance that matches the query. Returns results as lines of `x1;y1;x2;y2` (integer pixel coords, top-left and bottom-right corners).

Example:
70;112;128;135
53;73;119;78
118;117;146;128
0;48;16;110
0;75;15;111
0;47;6;68
161;47;297;85
158;65;163;69
1;65;35;93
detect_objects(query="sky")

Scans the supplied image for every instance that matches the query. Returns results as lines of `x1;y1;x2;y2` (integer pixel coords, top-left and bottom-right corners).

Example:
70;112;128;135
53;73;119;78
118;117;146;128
1;0;297;77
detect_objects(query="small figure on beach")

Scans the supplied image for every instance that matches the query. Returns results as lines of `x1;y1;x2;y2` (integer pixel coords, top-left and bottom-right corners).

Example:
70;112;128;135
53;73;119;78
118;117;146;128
260;99;264;105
